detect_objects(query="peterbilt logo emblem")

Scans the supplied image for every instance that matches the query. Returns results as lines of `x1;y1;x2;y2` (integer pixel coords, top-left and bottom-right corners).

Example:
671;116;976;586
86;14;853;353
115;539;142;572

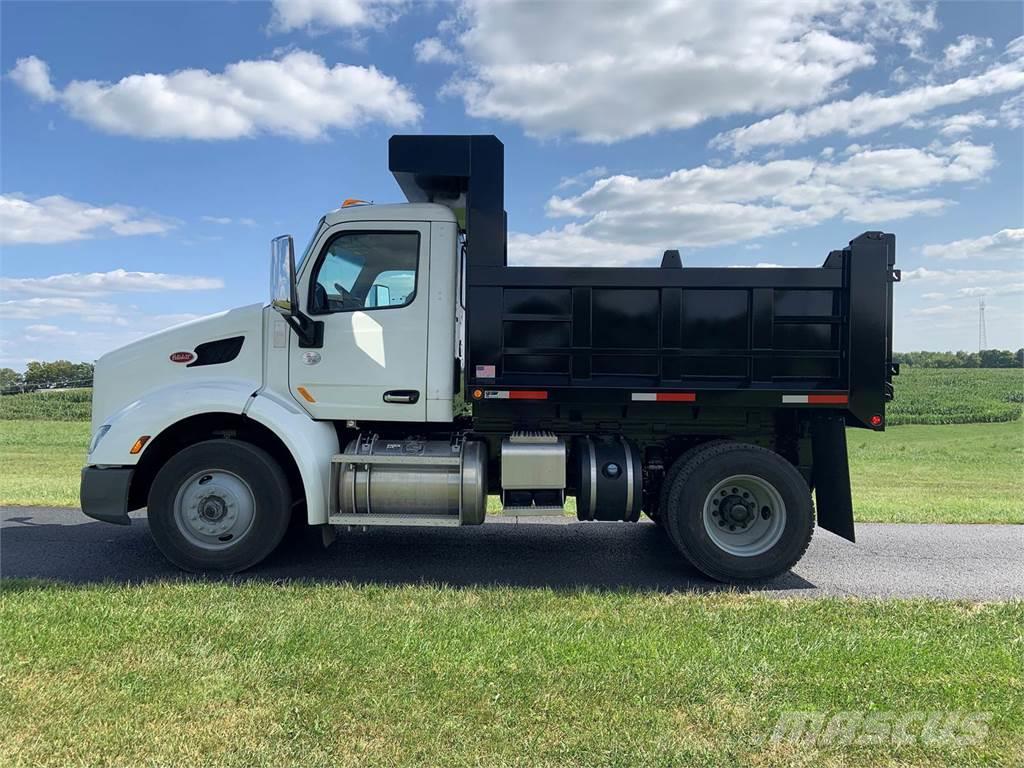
169;351;195;363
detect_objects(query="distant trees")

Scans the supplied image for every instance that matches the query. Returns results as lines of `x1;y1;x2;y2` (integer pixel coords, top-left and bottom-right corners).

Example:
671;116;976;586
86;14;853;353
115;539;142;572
892;350;1024;368
0;361;94;392
0;368;22;389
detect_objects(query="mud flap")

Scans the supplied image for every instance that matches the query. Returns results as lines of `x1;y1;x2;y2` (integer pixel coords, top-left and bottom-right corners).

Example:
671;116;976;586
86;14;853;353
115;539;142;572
811;416;855;542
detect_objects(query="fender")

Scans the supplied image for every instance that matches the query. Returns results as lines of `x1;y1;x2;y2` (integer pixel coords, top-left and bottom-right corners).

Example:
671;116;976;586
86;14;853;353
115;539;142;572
243;390;339;525
87;377;260;467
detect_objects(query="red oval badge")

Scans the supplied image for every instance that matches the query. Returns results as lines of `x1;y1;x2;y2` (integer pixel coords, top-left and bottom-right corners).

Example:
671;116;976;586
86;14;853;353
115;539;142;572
169;351;195;363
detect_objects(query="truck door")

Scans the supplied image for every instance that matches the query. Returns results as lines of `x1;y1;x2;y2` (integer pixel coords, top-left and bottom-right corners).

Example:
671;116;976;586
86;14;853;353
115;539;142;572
290;221;430;421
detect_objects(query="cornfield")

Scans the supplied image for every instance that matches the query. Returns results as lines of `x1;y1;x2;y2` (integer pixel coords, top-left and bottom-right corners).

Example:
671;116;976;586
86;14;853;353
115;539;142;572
887;367;1023;425
0;388;92;422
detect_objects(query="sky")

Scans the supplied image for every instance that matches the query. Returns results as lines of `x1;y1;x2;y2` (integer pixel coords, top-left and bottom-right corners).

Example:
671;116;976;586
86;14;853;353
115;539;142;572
1;0;1022;369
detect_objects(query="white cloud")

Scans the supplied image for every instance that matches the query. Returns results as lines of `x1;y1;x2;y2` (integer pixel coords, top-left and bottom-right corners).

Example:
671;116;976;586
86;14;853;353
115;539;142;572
931;111;998;137
7;51;420;140
0;193;176;245
508;227;656;267
901;266;1024;295
427;0;947;143
920;228;1024;261
714;38;1024;152
513;140;992;266
910;304;954;316
0;297;121;321
941;35;993;70
414;37;458;65
8;56;58;101
921;292;945;300
201;215;233;225
268;0;403;32
555;166;611;191
1000;92;1024;129
1;269;223;299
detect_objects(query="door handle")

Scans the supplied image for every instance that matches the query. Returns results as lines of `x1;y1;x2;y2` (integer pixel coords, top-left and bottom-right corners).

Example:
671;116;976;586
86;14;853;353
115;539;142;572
383;390;420;404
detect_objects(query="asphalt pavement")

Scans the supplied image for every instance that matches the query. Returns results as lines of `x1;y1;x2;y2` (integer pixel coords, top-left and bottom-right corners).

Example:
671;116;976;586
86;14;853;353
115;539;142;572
1;506;1021;599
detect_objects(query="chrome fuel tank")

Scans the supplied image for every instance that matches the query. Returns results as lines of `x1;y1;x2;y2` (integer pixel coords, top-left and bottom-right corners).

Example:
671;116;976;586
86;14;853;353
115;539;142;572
333;434;488;525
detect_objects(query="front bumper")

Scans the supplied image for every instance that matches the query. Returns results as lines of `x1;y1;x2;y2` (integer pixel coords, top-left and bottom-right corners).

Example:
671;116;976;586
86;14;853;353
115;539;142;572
80;467;134;525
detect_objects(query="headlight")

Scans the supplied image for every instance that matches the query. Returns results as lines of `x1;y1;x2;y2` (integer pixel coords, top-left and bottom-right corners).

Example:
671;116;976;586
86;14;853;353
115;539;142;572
89;425;111;454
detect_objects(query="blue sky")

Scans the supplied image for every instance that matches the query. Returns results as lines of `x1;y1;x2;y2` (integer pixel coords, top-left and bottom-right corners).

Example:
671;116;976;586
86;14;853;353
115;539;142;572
1;0;1022;369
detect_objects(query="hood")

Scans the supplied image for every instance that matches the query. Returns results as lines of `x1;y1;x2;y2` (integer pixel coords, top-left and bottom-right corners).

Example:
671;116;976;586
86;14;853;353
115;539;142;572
91;303;266;430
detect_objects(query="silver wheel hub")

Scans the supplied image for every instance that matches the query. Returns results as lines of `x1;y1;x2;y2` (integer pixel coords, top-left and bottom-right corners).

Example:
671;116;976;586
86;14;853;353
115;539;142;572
173;469;256;550
703;474;787;557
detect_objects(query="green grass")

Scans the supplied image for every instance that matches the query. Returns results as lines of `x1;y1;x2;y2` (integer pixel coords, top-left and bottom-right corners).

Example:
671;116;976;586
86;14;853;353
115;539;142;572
848;421;1024;524
0;388;91;421
1;419;1021;524
1;581;1021;768
888;368;1023;425
0;420;88;507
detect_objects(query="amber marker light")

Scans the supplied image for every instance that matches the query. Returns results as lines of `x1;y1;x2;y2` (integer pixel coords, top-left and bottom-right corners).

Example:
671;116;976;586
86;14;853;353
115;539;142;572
297;386;316;403
472;388;483;400
129;436;151;455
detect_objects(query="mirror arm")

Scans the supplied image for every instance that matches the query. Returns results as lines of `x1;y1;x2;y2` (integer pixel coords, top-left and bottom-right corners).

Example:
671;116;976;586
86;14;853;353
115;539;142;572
284;308;324;349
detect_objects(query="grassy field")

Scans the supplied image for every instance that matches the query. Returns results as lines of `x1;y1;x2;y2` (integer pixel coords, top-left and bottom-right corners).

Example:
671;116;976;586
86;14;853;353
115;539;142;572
1;581;1021;768
848;421;1023;524
0;420;88;508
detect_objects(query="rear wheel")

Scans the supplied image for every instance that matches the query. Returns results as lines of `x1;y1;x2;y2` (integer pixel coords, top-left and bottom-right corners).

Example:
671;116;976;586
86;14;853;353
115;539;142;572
647;440;728;527
147;439;291;573
663;442;813;581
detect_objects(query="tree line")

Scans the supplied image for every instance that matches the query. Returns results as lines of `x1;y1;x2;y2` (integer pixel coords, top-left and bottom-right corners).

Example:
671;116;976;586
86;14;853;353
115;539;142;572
892;349;1023;368
0;361;95;393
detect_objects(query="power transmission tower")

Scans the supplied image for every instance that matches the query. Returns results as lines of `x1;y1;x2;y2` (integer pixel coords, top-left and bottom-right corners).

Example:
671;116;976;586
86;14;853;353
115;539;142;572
978;298;987;351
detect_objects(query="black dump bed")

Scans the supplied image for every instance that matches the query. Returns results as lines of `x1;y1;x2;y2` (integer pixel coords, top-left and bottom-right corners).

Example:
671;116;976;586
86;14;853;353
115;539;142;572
389;135;898;431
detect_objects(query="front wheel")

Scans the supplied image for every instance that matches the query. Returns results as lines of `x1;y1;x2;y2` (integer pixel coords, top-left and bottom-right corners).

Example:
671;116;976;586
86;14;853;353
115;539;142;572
663;442;814;582
147;439;291;573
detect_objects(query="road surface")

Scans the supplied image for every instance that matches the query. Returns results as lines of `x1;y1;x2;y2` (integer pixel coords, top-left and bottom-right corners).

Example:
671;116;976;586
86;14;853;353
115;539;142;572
1;506;1021;599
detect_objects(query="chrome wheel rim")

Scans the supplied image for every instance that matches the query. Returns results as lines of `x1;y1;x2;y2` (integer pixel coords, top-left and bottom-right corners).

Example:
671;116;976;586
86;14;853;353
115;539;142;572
702;474;786;557
173;469;255;550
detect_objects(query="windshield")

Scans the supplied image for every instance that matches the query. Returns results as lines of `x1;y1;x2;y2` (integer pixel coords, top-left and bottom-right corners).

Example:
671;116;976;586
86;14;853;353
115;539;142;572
295;216;326;273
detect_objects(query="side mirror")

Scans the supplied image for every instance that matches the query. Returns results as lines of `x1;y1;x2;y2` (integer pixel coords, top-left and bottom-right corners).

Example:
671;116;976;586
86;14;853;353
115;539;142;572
269;234;323;348
270;235;298;315
368;284;391;307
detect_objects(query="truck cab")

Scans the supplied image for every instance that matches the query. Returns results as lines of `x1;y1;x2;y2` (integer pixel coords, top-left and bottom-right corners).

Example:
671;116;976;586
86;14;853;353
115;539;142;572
81;134;897;582
273;201;461;424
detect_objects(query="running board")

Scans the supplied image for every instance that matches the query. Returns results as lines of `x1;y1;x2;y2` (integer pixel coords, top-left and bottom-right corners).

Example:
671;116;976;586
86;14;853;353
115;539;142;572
499;506;566;516
329;514;461;528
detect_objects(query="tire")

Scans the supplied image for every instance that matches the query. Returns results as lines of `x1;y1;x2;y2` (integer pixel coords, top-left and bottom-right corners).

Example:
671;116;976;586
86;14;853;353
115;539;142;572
662;442;813;582
647;440;729;527
147;439;292;573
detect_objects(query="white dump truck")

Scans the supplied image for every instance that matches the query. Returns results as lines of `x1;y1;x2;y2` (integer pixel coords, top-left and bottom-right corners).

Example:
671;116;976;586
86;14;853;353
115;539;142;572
81;135;898;581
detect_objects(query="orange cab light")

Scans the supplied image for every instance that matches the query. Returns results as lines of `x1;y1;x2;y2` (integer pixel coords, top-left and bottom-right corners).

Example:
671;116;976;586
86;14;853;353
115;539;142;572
297;386;316;403
341;198;370;208
472;388;484;400
129;436;151;455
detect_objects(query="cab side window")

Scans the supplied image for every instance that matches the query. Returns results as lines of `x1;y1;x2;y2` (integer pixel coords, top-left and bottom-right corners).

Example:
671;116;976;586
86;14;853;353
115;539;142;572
310;231;419;313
